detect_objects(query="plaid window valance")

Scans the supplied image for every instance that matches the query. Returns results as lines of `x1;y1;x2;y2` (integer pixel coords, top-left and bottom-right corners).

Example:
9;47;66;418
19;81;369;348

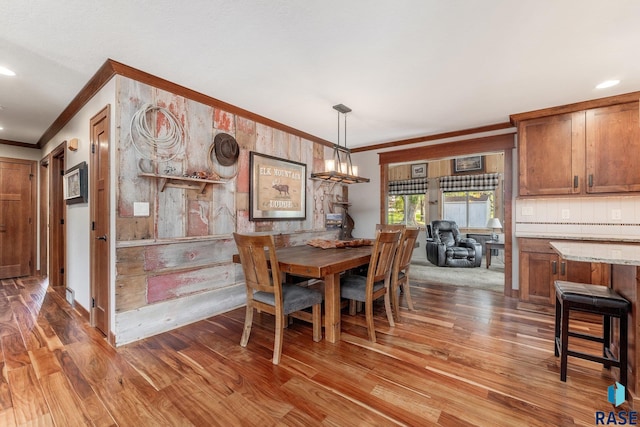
388;178;428;195
439;173;500;191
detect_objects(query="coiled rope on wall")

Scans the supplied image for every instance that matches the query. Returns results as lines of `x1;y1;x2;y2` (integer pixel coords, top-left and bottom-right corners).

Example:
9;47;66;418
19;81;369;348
130;103;185;162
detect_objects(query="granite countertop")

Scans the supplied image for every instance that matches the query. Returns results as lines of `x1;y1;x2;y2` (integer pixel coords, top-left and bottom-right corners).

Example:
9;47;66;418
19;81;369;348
550;241;640;266
516;233;640;243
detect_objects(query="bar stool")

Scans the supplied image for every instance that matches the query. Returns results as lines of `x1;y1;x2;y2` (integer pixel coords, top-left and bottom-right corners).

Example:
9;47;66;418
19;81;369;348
554;280;630;387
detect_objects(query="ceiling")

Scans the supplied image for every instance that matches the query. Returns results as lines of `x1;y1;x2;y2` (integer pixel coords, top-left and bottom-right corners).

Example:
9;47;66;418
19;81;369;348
1;0;639;149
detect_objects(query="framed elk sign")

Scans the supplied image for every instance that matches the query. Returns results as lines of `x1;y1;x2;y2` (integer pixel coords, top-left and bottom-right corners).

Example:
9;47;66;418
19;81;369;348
249;152;306;220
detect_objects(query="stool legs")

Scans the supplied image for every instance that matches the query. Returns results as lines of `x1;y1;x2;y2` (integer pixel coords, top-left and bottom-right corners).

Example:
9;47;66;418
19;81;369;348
554;294;561;357
554;299;628;388
560;302;570;382
620;314;628;389
603;315;611;369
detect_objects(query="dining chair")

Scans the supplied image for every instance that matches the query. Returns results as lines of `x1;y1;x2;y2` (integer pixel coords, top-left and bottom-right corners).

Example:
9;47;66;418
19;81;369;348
375;223;405;232
391;227;420;319
340;230;401;342
233;233;323;365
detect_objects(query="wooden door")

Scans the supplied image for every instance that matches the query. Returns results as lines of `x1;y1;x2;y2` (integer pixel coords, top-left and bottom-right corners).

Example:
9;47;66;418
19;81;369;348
586;102;640;193
518;112;585;196
0;158;36;278
90;105;111;337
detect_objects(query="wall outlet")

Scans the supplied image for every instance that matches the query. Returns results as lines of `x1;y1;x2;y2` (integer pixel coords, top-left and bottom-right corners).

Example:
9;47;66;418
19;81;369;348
134;202;150;217
611;209;622;220
561;209;570;219
522;206;534;216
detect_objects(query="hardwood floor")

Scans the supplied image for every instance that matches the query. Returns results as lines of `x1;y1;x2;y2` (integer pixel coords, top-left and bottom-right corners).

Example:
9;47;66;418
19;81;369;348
0;276;626;426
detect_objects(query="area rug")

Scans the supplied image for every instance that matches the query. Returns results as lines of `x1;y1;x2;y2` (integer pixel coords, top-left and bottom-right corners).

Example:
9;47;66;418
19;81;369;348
409;258;504;293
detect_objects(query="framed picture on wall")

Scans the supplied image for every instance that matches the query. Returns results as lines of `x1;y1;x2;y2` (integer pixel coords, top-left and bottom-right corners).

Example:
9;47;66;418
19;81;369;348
411;163;427;178
249;152;306;220
63;161;88;205
453;155;484;174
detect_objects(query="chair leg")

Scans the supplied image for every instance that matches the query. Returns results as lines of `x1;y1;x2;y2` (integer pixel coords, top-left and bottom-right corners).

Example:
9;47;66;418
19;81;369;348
365;299;377;343
273;314;285;365
402;282;415;311
391;282;400;320
312;304;322;342
384;292;395;328
349;300;357;316
240;304;254;347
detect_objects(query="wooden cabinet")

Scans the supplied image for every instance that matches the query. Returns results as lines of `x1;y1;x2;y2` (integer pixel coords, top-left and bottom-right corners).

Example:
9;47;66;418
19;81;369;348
519;112;584;196
585;102;640;193
519;238;610;306
518;101;640;196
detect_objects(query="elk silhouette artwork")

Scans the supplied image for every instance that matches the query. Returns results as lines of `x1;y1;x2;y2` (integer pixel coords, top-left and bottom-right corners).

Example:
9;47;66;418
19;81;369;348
272;181;290;196
251;153;306;220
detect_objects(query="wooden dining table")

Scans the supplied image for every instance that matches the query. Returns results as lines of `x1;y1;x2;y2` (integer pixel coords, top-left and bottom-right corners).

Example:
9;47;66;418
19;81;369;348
234;244;373;343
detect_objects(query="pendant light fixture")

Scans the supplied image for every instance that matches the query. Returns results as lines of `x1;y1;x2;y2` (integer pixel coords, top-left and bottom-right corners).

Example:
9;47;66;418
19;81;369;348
311;104;370;184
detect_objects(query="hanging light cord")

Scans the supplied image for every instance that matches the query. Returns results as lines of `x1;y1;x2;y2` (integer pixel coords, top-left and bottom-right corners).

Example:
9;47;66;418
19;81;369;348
130;103;184;162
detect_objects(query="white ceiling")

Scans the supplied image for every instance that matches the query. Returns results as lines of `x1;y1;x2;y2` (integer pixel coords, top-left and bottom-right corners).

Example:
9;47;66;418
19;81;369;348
1;0;639;148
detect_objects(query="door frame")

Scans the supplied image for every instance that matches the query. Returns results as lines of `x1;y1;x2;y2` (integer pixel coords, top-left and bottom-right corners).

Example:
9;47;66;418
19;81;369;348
378;133;516;297
39;157;49;277
48;143;66;288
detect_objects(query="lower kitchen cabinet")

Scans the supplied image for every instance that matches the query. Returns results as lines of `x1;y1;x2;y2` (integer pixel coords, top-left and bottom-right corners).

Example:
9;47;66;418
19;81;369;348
518;238;610;306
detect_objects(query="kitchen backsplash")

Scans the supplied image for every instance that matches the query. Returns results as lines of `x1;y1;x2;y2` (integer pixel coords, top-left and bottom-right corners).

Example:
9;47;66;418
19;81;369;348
515;196;640;241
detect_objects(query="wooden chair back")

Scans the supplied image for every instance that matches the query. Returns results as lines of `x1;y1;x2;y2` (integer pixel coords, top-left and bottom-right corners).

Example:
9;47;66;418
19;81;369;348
233;232;282;300
394;227;420;275
376;224;405;232
368;230;402;292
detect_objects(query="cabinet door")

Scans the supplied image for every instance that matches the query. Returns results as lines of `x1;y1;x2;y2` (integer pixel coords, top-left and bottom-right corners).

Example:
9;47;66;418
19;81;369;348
586;102;640;193
520;251;558;305
518;112;585;196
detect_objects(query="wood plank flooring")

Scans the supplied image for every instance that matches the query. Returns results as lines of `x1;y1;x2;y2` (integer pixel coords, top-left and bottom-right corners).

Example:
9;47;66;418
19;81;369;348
0;276;627;426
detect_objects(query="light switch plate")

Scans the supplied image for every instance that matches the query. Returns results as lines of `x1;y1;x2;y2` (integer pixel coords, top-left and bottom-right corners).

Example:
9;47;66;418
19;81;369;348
522;206;534;216
133;202;150;217
611;209;622;220
561;209;570;219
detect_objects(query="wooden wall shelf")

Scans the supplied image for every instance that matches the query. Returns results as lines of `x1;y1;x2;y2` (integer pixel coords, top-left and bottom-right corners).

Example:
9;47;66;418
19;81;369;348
138;173;226;193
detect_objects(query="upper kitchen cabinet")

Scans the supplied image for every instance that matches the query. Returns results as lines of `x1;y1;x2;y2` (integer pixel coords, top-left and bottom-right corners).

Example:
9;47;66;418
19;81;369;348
512;94;640;197
586;102;640;193
518;112;584;196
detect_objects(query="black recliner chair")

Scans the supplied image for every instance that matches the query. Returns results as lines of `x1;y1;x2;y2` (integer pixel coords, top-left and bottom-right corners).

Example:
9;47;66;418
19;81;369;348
426;220;482;268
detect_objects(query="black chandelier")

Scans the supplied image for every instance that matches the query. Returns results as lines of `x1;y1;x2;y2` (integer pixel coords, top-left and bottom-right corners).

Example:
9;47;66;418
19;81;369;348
310;104;370;184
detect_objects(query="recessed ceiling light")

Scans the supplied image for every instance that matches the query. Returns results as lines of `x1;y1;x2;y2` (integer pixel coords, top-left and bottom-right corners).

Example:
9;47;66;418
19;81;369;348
596;79;620;89
0;66;15;76
0;127;3;130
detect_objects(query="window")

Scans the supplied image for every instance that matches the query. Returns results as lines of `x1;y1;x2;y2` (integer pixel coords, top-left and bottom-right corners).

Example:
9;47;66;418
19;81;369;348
388;194;426;226
442;191;494;228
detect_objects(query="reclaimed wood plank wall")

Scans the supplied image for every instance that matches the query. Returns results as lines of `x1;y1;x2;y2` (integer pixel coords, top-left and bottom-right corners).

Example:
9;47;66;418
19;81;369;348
114;77;341;342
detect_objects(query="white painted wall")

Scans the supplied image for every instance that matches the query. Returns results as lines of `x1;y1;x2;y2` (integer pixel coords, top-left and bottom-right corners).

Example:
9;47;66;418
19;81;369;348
0;145;41;160
348;150;380;238
41;78;117;320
